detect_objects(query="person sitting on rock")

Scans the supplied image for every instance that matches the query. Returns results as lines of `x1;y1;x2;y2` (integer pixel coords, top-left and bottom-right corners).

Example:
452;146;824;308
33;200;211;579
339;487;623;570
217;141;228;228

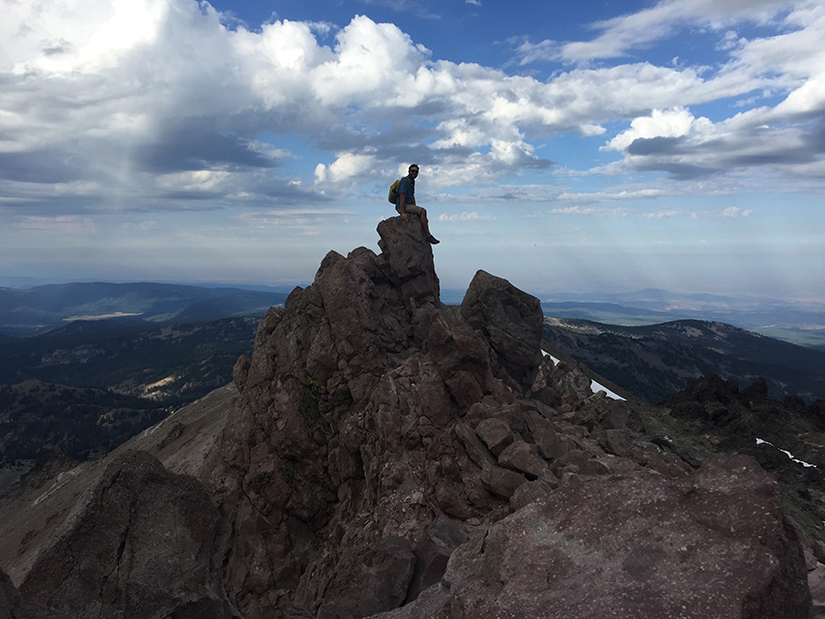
396;164;439;244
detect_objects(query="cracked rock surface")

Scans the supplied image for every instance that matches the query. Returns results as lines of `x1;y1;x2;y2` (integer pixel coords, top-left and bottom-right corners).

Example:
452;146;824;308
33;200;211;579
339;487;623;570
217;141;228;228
19;450;238;619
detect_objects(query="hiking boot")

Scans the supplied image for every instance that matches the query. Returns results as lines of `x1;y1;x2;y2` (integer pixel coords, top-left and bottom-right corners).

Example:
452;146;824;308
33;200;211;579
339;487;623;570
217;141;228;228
427;234;440;244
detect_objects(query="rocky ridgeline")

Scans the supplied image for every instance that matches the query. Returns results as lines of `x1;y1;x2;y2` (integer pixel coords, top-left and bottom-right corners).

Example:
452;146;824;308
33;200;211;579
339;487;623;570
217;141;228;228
0;216;814;618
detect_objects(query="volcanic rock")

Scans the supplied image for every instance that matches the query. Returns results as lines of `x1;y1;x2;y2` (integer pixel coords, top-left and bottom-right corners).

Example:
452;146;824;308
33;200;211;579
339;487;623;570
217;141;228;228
0;215;817;619
20;450;237;619
204;217;815;617
460;270;543;390
316;537;416;619
660;373;825;540
474;417;514;456
376;216;440;308
204;216;544;617
377;455;810;619
405;516;469;604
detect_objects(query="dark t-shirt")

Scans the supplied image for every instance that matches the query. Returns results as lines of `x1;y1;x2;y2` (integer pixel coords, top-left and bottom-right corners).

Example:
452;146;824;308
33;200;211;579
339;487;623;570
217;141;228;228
397;175;415;206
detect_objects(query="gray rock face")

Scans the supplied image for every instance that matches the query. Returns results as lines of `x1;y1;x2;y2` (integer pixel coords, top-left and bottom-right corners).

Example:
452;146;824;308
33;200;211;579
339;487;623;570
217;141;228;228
20;450;237;619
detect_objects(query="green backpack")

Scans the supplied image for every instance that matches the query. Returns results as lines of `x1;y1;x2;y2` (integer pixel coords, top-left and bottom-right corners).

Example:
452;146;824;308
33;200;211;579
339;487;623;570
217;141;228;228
388;178;402;204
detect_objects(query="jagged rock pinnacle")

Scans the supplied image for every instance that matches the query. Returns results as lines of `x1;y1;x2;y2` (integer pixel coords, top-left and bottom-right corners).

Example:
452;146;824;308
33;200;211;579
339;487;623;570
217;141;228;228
0;217;813;619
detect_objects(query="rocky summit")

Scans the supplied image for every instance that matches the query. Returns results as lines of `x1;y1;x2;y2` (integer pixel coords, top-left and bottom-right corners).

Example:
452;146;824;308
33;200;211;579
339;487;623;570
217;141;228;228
0;215;816;618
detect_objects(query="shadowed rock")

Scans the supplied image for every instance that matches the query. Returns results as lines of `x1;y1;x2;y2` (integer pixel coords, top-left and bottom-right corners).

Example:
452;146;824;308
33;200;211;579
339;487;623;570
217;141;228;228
20;450;238;619
405;516;469;604
316;537;416;619
460;270;543;391
0;567;27;619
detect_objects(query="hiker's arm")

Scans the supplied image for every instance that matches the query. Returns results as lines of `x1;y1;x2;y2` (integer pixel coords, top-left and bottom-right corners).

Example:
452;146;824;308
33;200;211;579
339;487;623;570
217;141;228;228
398;193;408;219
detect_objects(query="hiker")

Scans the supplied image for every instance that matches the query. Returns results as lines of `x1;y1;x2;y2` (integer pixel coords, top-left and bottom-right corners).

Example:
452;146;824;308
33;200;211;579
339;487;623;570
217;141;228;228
396;164;439;244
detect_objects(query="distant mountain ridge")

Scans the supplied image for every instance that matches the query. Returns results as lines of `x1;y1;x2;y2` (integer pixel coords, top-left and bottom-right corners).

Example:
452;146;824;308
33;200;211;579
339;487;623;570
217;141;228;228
0;282;289;337
542;317;825;404
540;288;825;349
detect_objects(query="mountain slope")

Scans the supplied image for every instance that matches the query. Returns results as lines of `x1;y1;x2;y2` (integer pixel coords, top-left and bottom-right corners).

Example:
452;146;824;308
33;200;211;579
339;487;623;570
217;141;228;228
0;316;258;394
0;316;259;461
0;218;816;619
0;379;169;462
540;289;825;348
542;317;825;404
170;290;290;323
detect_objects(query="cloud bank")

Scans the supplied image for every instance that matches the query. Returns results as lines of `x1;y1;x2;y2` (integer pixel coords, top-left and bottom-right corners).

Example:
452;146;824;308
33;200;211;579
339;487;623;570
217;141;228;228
1;0;823;223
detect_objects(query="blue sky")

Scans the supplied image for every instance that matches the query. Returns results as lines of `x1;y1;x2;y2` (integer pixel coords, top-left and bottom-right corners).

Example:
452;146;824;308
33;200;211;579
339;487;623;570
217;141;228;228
1;0;824;301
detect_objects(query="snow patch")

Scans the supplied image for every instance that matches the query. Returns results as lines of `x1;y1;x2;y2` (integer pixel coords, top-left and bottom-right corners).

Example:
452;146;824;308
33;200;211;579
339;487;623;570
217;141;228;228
542;350;626;401
756;438;817;468
541;349;561;366
591;380;626;401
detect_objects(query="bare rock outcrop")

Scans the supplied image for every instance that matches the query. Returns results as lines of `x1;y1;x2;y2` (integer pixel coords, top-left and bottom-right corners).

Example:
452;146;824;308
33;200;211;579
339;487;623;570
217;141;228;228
376;216;440;308
1;215;814;619
460;269;543;390
207;216;531;617
376;454;810;618
19;450;238;619
202;215;811;618
316;536;416;619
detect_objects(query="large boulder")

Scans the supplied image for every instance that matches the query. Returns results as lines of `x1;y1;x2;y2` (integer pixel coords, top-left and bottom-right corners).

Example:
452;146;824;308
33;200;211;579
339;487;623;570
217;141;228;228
460;270;543;391
377;455;810;619
376;216;440;308
20;450;238;619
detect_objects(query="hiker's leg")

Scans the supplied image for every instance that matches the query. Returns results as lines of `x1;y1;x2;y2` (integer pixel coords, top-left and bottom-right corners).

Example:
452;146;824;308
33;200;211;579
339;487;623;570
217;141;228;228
402;203;422;220
419;208;431;236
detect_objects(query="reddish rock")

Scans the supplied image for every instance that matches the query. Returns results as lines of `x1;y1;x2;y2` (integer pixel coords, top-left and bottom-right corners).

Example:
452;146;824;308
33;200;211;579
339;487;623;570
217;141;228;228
479;465;528;499
509;478;557;510
454;423;497;470
376;216;440;308
497;440;548;480
204;218;541;617
384;454;810;619
0;216;817;619
524;409;567;460
475;418;514;456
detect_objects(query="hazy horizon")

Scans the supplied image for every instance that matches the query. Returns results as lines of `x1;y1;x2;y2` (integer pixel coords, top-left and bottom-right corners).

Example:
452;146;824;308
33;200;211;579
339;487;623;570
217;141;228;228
3;275;825;310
